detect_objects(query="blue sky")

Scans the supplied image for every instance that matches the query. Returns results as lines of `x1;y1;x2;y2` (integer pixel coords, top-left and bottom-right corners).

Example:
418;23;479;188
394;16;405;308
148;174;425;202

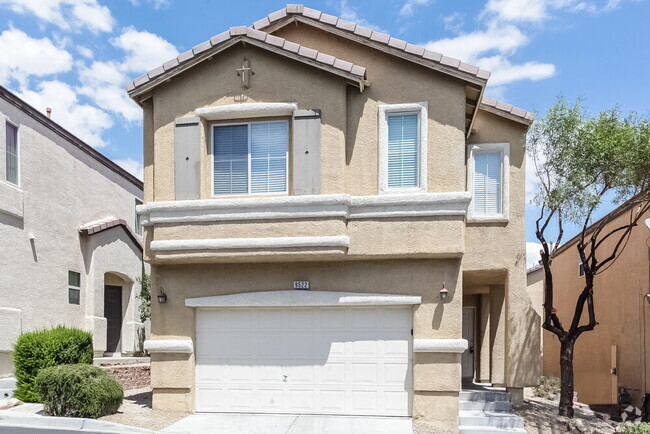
1;0;648;267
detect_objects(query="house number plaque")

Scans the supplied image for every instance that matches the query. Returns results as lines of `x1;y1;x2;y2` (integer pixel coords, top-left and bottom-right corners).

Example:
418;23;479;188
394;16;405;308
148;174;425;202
293;281;310;290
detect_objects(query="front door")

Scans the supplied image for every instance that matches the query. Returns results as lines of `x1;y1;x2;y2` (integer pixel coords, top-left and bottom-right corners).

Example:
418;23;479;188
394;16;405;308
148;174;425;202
104;285;122;354
462;307;475;379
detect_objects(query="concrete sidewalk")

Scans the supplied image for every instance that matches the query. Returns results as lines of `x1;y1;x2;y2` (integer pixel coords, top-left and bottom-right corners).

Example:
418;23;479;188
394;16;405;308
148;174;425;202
163;413;412;434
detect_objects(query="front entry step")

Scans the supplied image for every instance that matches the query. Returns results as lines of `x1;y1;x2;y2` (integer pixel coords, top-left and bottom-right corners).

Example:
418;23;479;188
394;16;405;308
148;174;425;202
459;387;526;433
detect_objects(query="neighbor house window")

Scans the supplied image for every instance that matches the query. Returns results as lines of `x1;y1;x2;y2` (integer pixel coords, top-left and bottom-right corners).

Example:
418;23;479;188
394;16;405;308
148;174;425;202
468;143;510;221
212;120;288;196
135;198;143;235
378;103;428;193
68;271;81;305
579;259;585;277
5;121;18;185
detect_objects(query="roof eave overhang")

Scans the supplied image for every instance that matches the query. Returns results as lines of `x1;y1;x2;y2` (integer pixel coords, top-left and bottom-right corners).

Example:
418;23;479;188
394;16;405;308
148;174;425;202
127;36;369;103
478;103;534;127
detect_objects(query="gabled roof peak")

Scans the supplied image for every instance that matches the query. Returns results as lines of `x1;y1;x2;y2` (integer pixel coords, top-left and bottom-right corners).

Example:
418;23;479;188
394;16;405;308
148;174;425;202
253;4;490;83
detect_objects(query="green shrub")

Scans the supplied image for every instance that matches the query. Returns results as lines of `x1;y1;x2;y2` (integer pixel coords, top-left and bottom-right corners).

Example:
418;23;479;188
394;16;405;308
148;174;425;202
35;364;123;419
533;375;561;400
13;326;93;402
620;422;650;434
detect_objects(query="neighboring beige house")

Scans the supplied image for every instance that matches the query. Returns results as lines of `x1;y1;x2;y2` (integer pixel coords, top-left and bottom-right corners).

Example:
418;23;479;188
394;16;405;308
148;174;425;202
541;199;650;409
129;5;540;431
0;85;146;375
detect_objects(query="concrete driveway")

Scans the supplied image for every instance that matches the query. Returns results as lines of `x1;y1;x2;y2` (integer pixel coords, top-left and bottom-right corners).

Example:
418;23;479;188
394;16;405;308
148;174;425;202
162;413;413;434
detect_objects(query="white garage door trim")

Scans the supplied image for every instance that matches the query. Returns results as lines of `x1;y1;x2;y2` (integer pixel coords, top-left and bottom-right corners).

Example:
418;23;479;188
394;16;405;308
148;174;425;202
194;303;414;417
186;290;422;308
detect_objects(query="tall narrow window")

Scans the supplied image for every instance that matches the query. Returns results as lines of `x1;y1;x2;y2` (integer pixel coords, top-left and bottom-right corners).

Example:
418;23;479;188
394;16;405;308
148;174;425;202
135;198;143;236
473;152;502;215
68;271;81;305
5;121;18;185
387;113;419;189
213;120;288;196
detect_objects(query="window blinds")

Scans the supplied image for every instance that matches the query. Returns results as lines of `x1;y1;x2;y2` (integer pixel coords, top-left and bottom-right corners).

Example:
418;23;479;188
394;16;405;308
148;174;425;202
473;152;502;214
213;121;288;195
387;113;419;189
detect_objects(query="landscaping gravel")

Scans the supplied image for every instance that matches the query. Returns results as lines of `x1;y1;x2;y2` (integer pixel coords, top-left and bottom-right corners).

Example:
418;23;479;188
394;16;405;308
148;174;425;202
99;387;188;431
514;389;619;433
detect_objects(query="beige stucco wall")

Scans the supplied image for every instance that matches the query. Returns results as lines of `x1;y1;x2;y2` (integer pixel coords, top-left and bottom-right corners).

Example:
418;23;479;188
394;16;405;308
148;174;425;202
544;205;650;406
0;100;146;374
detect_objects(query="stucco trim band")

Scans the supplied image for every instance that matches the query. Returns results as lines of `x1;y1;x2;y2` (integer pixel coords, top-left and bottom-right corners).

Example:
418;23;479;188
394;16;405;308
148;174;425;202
137;192;471;225
144;339;194;354
195;103;298;121
150;235;350;252
413;338;468;353
186;290;422;308
0;181;24;218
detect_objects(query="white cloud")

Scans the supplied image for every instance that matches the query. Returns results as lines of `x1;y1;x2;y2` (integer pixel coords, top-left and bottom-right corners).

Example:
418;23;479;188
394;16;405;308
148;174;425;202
476;55;555;86
113;158;143;180
0;28;73;85
17;80;113;148
128;0;170;9
77;46;94;59
337;0;388;33
0;0;115;33
426;24;527;63
526;241;543;269
442;12;464;33
399;0;432;17
111;27;179;72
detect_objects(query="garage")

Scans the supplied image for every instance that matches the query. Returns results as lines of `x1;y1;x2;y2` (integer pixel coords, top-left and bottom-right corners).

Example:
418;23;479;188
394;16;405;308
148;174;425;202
194;304;413;416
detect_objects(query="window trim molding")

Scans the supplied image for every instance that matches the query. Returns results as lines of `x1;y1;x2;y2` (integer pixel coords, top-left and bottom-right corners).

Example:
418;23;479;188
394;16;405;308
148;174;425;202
378;102;428;194
5;118;20;187
210;120;290;197
467;142;510;223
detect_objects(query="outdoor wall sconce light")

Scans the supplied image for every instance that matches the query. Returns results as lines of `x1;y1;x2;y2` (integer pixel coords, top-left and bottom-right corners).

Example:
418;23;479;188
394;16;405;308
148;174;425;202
157;287;168;304
439;282;449;301
646;294;650;305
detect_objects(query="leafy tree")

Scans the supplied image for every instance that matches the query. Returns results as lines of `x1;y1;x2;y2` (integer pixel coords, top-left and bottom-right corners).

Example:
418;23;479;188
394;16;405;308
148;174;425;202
136;273;151;323
528;97;650;417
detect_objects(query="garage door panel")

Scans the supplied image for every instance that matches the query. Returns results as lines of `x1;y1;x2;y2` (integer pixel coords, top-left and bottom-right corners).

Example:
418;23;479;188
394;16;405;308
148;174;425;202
196;306;412;416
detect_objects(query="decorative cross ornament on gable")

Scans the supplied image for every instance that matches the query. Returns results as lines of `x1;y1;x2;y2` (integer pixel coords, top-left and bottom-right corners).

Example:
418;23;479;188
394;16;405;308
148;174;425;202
236;58;254;89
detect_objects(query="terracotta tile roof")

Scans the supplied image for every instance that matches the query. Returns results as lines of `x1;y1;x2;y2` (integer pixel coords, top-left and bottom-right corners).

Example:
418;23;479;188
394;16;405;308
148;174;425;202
79;218;142;251
480;97;535;125
253;4;491;83
126;27;368;94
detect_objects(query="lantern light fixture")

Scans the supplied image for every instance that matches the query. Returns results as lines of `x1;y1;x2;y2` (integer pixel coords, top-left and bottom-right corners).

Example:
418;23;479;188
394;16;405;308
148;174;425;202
157;287;168;304
439;282;449;301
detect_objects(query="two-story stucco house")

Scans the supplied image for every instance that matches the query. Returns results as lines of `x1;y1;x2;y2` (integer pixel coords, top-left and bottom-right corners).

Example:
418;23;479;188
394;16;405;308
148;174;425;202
130;5;540;431
0;85;147;375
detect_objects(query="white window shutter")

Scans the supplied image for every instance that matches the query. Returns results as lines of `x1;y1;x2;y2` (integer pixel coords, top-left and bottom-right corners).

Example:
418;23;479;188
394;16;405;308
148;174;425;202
473;152;502;214
387;114;419;189
213;124;248;195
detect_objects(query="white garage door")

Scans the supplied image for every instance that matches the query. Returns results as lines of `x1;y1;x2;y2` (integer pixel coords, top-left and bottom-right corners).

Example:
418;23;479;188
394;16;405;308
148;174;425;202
195;306;412;416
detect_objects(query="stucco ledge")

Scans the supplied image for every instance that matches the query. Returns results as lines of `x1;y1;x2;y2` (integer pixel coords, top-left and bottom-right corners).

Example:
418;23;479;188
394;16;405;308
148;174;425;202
144;339;194;354
413;338;468;353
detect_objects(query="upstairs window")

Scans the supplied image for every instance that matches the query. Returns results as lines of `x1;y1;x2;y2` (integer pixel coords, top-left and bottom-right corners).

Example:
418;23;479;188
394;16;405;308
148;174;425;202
387;113;419;189
473;152;502;215
135;198;143;235
467;143;510;221
212;120;288;196
5;121;18;185
378;102;428;194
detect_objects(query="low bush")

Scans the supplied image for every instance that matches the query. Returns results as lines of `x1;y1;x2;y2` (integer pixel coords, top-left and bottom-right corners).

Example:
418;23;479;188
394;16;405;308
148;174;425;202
619;422;650;434
35;364;123;418
13;326;93;402
533;376;561;400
